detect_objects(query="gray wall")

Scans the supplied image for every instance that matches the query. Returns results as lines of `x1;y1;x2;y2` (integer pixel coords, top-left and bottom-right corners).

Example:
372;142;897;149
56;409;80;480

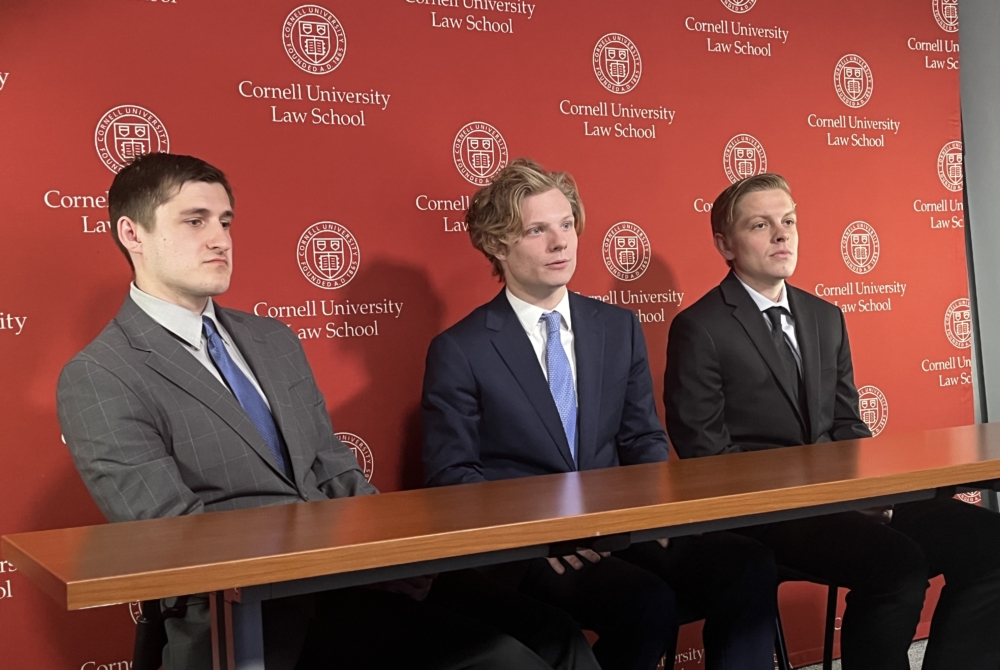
960;0;1000;422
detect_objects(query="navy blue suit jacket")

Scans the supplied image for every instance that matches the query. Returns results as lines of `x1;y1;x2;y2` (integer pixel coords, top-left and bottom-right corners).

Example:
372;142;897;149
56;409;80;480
422;289;669;487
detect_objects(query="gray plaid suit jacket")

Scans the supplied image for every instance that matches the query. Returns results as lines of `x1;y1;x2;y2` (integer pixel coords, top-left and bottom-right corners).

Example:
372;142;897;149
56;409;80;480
57;295;376;669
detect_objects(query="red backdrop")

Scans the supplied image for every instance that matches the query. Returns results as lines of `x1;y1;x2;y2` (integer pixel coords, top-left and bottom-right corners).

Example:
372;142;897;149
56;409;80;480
0;0;970;667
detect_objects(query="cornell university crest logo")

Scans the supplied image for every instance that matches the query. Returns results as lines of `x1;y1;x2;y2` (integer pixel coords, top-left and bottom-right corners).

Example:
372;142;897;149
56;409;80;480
593;33;642;94
453;122;509;186
602;222;651;281
283;5;347;74
932;0;959;32
94;106;169;173
337;432;374;481
833;55;874;108
723;134;767;184
944;298;972;349
858;385;888;437
840;222;880;275
721;0;756;13
937;141;964;192
297;222;360;290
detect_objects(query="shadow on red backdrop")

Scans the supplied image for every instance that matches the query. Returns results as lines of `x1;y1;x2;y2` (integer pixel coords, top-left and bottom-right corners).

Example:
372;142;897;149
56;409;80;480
331;258;445;491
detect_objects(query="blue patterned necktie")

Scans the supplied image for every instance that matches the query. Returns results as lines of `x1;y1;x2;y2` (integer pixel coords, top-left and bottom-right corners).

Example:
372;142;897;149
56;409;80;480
202;317;291;478
541;312;578;465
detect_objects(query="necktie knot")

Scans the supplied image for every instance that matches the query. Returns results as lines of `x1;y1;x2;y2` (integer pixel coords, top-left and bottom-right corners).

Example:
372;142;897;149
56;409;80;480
202;316;221;339
765;306;787;331
541;311;562;336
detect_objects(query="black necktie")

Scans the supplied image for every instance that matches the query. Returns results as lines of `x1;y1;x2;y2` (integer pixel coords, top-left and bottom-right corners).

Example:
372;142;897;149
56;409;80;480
765;306;800;399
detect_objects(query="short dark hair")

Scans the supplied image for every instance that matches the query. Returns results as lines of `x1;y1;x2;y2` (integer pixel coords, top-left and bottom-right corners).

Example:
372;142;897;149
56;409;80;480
108;153;234;269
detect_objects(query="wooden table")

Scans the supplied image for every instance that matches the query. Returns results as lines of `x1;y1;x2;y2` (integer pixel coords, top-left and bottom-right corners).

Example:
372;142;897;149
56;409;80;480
6;423;1000;670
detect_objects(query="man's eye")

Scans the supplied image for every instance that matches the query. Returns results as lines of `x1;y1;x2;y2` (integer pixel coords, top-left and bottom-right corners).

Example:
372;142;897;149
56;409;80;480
186;219;201;226
562;221;573;229
221;220;232;228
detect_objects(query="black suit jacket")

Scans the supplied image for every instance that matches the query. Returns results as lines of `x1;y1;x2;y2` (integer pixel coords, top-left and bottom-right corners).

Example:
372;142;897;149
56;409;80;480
664;271;871;459
422;290;669;487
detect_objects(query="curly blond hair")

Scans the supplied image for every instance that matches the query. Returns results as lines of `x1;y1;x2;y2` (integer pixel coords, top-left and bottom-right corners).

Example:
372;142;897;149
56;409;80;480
466;158;586;280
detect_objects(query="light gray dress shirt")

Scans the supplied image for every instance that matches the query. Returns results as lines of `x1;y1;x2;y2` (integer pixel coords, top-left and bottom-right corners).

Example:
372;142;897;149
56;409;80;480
129;283;272;409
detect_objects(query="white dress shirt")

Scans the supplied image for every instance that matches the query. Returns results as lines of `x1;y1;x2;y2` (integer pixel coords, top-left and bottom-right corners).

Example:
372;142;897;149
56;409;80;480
505;287;578;395
735;275;802;371
129;283;272;410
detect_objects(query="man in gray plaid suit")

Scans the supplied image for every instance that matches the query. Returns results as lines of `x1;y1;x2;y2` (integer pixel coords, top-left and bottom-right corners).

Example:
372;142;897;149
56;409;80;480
56;153;596;670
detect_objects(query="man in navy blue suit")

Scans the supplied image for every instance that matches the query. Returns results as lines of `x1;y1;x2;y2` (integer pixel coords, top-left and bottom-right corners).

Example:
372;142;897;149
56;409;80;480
422;158;778;670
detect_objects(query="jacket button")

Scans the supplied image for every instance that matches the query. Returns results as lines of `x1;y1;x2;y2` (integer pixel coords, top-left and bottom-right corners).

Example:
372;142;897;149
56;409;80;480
302;493;310;501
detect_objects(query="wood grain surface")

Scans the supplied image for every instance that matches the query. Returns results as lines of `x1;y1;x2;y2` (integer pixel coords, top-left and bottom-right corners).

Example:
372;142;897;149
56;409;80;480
5;423;1000;610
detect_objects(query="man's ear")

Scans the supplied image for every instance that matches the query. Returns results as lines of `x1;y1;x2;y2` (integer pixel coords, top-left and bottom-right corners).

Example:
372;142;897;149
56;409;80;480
118;217;145;257
493;239;509;262
713;232;736;262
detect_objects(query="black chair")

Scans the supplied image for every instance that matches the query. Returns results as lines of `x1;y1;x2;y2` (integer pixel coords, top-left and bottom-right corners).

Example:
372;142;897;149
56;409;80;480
132;600;167;670
774;570;839;670
133;598;189;670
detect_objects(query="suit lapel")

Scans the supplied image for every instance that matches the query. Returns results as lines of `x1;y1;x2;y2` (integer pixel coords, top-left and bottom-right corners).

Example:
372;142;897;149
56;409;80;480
487;291;576;471
215;306;301;486
787;286;821;442
116;298;293;485
570;293;603;471
720;272;804;421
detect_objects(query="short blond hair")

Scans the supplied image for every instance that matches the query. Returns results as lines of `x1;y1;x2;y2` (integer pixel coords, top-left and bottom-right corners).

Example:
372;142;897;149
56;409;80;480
710;173;792;240
466;158;586;280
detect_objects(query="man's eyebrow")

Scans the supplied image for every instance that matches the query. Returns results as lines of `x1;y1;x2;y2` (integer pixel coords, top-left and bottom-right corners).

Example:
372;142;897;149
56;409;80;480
177;208;234;218
523;213;574;227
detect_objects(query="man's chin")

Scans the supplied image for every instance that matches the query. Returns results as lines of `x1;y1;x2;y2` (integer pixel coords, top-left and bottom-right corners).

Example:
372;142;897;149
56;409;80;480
547;266;576;286
198;278;231;298
771;260;797;279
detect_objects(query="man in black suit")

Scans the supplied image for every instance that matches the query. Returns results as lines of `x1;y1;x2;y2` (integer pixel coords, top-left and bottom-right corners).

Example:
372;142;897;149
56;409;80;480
423;158;778;670
664;173;1000;670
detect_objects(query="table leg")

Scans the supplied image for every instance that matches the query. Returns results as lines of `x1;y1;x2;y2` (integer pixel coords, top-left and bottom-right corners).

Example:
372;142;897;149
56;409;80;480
231;598;265;669
982;489;1000;513
210;590;233;670
210;589;266;670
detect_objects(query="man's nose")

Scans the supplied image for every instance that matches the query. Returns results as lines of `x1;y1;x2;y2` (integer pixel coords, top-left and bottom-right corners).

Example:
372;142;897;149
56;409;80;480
207;220;231;249
549;230;568;251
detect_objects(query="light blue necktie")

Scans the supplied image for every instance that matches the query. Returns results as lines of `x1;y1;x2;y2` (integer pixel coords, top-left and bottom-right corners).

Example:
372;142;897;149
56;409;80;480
202;317;291;478
541;312;578;465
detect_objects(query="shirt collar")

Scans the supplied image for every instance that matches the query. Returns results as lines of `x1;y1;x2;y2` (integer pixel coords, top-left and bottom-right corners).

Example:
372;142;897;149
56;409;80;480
735;274;791;315
129;282;220;350
505;287;573;335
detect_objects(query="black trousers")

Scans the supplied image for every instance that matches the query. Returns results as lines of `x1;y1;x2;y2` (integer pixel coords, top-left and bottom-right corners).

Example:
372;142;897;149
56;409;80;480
736;497;1000;670
428;569;601;670
290;586;569;670
617;534;778;670
444;533;777;670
